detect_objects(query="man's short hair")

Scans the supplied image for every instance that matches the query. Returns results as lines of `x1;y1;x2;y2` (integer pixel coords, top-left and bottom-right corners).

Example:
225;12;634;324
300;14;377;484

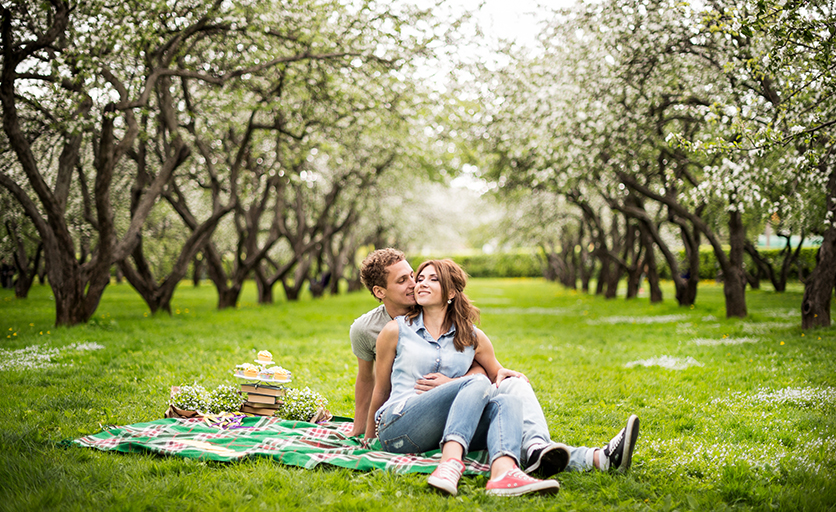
359;248;405;300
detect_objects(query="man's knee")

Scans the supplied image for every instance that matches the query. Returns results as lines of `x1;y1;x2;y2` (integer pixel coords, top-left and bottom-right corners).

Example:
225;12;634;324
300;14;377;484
497;375;534;396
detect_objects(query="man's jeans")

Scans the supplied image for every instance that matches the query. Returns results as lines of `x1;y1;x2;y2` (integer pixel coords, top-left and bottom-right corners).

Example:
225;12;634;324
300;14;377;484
377;374;522;465
488;377;594;472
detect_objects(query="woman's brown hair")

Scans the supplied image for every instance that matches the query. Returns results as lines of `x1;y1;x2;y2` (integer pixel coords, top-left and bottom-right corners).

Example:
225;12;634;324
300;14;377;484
407;259;480;352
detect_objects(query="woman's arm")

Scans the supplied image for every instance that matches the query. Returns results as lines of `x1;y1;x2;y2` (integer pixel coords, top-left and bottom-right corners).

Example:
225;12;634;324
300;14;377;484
363;320;399;440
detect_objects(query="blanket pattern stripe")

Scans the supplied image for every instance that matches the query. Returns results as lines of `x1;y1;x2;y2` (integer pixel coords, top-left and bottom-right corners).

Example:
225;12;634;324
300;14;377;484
73;417;491;475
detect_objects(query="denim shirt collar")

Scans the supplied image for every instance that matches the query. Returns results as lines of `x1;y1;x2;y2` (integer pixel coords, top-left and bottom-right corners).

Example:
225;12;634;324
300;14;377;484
411;310;456;339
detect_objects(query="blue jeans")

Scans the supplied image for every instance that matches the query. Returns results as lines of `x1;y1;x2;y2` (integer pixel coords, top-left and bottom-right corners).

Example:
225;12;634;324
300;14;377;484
493;377;595;472
378;374;522;465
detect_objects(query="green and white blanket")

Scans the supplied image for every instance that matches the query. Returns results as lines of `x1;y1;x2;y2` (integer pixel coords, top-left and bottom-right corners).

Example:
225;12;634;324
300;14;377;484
73;416;491;475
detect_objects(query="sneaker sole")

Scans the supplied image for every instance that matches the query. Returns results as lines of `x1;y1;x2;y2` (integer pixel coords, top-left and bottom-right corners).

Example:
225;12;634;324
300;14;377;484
486;480;560;497
427;475;458;496
617;415;640;473
525;443;570;478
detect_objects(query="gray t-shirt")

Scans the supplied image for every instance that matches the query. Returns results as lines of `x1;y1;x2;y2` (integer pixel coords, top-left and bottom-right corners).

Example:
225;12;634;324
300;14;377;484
349;304;393;362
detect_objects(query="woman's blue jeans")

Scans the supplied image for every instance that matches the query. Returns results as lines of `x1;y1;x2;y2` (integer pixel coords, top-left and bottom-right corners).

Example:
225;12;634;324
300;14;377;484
378;374;522;466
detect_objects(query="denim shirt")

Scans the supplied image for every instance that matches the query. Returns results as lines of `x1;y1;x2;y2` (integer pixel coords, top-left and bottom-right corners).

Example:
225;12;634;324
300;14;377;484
375;312;475;422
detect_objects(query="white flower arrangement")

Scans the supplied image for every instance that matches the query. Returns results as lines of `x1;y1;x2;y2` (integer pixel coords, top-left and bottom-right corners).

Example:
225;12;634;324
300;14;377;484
281;387;328;421
170;383;245;414
206;384;245;414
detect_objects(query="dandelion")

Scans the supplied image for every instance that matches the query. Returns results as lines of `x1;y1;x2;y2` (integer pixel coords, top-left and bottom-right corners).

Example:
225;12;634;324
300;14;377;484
780;341;785;345
29;323;33;327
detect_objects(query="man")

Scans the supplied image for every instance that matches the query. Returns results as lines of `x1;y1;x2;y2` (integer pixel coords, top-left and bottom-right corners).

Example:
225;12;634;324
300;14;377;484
349;248;639;477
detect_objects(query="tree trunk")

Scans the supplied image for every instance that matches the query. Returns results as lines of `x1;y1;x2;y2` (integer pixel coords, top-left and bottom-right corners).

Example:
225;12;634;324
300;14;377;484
217;285;243;309
724;210;748;318
579;245;593;293
596;257;609;295
678;220;701;306
542;249;557;281
6;219;39;298
604;261;622;298
193;254;204;287
255;265;274;304
745;268;761;289
802;167;836;329
624;223;643;299
640;226;663;302
282;257;312;301
777;233;804;292
562;236;578;289
203;245;245;310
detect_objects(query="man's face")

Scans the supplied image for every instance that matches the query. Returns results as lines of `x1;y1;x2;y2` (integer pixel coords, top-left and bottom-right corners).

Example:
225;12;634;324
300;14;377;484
375;259;416;309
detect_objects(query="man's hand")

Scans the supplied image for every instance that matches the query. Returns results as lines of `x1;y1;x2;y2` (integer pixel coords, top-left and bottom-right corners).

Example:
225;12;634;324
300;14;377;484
414;373;453;393
495;367;527;386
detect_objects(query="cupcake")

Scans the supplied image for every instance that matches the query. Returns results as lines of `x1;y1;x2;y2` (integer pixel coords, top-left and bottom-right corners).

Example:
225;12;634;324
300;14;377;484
257;350;273;363
241;363;259;378
274;367;291;381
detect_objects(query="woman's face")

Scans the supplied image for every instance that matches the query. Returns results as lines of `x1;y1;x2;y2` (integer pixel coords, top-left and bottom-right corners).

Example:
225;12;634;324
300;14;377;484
415;264;446;307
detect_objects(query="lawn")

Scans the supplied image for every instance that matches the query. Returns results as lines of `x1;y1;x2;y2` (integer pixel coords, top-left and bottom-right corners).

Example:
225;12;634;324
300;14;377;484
1;278;834;511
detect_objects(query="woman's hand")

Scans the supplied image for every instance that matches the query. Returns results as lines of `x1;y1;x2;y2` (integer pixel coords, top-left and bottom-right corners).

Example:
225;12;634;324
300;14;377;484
495;367;527;386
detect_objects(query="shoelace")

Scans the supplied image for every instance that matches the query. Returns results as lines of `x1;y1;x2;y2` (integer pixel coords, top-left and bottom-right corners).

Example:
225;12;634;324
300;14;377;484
507;468;538;482
605;428;625;456
434;460;464;481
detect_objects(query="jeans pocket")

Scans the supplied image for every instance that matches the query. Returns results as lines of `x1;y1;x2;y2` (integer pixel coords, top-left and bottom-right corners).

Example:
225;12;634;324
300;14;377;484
380;433;421;454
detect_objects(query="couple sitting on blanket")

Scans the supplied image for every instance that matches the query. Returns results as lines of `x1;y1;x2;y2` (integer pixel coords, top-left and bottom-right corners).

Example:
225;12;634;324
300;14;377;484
349;249;640;497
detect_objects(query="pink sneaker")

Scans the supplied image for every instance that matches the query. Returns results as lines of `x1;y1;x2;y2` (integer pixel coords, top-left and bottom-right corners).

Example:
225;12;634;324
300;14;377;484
428;458;465;496
485;467;560;496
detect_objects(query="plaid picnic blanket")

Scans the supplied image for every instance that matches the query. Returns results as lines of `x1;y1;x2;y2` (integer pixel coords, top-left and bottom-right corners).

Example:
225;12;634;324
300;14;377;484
72;416;491;475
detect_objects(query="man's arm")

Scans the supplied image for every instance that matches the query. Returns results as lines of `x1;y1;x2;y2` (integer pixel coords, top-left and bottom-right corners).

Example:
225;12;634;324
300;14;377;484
364;321;399;440
414;360;488;393
350;358;375;437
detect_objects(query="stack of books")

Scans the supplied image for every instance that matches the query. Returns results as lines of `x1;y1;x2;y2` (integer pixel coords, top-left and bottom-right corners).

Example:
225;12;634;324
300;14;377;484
239;383;285;416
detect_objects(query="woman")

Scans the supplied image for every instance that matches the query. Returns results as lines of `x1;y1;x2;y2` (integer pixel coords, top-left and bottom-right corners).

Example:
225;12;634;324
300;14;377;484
364;259;559;497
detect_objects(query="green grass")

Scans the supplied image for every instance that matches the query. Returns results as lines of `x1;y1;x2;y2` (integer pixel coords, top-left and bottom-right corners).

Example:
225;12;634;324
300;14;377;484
1;279;834;511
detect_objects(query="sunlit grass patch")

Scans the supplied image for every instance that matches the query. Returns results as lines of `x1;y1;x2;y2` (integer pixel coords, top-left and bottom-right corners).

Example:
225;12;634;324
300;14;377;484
586;313;689;325
713;386;836;410
690;336;760;346
741;321;797;334
624;355;705;370
0;342;105;371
